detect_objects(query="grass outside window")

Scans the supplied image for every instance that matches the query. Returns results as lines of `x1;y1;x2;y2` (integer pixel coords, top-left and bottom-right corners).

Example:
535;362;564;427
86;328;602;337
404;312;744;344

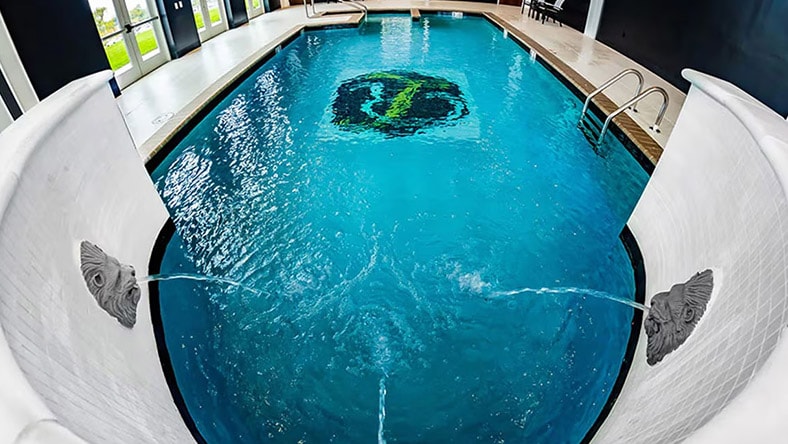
103;8;221;71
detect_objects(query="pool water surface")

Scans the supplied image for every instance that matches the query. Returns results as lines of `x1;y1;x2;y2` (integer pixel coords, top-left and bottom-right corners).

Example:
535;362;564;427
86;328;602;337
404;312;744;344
152;14;649;443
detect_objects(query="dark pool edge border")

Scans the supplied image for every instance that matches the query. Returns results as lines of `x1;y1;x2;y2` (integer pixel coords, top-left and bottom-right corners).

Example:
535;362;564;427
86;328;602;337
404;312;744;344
580;225;645;444
147;218;208;444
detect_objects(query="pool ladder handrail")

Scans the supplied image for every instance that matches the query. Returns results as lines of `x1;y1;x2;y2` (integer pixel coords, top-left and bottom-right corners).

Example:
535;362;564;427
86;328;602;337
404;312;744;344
578;68;644;125
596;86;669;145
305;0;368;21
339;0;368;22
304;0;315;18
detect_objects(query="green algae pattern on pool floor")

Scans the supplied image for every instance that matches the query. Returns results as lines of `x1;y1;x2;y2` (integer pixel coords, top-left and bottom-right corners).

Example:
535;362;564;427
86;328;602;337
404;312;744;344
332;70;469;137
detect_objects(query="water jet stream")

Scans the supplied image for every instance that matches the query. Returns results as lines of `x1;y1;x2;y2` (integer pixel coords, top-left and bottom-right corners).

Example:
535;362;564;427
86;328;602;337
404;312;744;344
488;287;649;311
138;273;263;296
378;375;388;444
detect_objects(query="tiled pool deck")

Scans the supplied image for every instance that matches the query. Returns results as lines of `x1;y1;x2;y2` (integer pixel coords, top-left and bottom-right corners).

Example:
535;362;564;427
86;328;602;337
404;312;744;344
120;1;686;165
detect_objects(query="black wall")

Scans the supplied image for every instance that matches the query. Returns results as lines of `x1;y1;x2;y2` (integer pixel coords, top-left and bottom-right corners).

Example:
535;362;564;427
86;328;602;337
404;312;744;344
561;0;590;32
0;0;110;99
598;0;788;115
224;0;249;28
157;0;201;58
0;69;22;119
265;0;282;13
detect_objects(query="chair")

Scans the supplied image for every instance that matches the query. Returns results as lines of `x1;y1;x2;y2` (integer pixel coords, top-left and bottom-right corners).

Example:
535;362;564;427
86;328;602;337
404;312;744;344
524;0;544;19
539;0;566;26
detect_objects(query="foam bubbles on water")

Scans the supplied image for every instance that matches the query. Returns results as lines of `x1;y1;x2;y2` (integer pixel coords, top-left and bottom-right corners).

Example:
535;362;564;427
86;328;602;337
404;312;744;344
458;271;491;293
447;264;491;294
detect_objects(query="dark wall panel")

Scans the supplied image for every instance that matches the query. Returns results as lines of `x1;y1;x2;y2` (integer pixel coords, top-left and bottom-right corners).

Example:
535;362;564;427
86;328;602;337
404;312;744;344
598;0;788;115
560;0;590;32
518;1;589;32
157;0;201;58
0;0;110;99
224;0;249;28
0;69;23;119
265;0;282;13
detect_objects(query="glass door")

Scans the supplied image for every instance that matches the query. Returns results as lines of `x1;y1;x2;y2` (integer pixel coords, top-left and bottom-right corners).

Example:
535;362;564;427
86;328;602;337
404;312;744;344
191;0;228;42
246;0;264;19
89;0;169;89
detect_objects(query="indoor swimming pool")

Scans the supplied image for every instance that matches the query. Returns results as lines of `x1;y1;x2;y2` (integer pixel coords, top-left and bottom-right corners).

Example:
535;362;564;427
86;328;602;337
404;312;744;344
150;14;649;443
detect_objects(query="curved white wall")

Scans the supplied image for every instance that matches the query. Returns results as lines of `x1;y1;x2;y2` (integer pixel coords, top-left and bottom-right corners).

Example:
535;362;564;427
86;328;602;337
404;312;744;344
2;66;787;444
0;72;192;443
684;326;788;443
594;70;788;443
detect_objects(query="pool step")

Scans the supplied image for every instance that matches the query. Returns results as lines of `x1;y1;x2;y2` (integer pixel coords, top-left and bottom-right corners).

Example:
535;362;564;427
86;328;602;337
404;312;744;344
578;113;604;146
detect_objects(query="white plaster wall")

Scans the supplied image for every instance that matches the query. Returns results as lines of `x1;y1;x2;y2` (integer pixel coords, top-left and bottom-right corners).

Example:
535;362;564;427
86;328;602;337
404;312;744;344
594;70;788;443
0;72;193;443
15;420;88;444
684;327;788;443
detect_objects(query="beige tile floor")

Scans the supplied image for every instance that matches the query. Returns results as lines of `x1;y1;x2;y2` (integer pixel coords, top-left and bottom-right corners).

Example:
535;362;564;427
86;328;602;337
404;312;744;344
120;0;686;160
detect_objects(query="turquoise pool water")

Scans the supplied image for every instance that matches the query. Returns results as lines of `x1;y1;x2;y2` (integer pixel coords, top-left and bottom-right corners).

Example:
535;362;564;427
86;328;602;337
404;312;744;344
152;14;648;443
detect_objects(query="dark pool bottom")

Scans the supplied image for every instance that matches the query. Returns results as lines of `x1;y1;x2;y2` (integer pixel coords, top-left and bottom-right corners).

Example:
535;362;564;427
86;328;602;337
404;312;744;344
146;12;650;444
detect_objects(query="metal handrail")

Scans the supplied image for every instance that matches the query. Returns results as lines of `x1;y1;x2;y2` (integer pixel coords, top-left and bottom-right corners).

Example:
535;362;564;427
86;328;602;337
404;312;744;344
339;0;368;21
305;0;367;21
596;86;669;146
578;68;644;126
100;16;160;40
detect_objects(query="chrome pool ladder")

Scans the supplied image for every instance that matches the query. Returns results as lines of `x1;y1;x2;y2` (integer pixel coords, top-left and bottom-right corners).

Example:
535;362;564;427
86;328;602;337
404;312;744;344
305;0;368;22
597;87;669;143
577;68;669;147
578;68;644;121
339;0;369;21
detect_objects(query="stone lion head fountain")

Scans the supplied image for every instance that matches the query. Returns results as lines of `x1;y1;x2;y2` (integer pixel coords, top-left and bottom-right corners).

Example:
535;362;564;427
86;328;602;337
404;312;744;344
79;241;141;328
644;269;714;365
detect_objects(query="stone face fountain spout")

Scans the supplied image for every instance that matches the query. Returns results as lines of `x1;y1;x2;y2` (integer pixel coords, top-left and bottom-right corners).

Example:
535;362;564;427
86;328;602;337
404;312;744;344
644;269;714;365
80;241;141;329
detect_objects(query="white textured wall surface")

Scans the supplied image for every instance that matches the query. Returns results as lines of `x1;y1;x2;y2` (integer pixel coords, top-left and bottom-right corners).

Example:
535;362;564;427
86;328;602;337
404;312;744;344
594;70;788;443
15;419;87;444
684;327;788;443
0;72;192;443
